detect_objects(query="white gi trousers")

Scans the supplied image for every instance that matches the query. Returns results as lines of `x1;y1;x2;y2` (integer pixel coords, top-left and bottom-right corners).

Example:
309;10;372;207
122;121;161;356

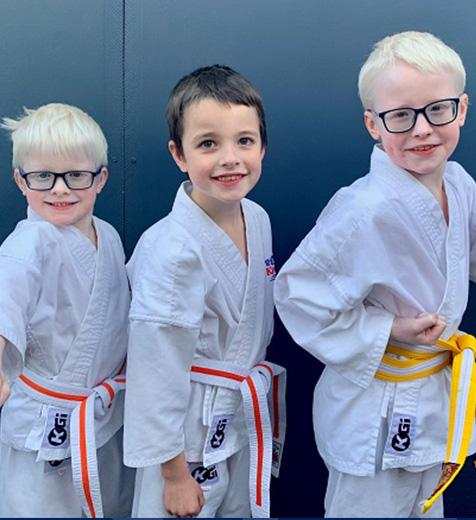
0;428;135;518
325;464;443;518
132;446;251;518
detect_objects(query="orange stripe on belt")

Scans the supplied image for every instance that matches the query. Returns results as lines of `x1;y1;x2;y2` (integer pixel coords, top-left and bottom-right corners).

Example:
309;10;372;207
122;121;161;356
190;365;246;383
246;376;264;507
79;401;96;518
18;374;87;402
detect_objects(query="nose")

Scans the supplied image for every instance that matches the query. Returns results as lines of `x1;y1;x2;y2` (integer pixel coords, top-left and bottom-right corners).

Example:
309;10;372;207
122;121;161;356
219;142;241;168
412;112;433;137
50;176;71;195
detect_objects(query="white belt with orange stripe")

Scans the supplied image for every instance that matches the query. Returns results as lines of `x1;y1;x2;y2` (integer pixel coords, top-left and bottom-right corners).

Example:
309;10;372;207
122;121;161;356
190;359;286;518
16;368;126;518
375;334;476;513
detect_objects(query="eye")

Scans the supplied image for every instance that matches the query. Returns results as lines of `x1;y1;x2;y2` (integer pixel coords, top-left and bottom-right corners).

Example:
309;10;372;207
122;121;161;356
387;109;412;121
198;139;216;149
428;102;449;113
31;171;54;182
238;136;255;146
67;171;88;179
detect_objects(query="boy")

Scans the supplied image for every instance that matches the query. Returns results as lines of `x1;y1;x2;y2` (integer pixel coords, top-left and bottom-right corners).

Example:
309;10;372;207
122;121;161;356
124;65;285;518
275;31;475;517
0;103;133;517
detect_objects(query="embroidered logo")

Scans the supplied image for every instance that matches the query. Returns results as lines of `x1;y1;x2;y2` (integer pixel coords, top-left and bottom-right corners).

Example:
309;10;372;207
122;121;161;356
189;463;219;485
205;414;233;453
44;458;71;475
385;413;415;456
265;256;276;281
391;418;411;451
42;406;71;450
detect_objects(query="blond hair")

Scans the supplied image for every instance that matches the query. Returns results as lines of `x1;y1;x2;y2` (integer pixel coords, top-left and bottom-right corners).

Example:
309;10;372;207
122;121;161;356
358;31;466;109
2;103;108;168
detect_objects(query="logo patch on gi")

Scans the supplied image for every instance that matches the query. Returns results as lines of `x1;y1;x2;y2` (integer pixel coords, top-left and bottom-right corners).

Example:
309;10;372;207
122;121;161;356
265;256;276;281
205;414;233;453
385;413;416;455
43;458;71;475
189;462;219;486
41;406;71;450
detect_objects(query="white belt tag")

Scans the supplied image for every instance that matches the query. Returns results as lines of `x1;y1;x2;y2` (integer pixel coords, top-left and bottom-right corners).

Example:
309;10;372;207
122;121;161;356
385;413;416;456
41;406;71;450
189;462;220;486
205;414;233;453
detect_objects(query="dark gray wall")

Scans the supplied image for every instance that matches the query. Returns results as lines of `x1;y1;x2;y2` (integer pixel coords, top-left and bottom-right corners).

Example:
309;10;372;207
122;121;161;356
1;1;476;516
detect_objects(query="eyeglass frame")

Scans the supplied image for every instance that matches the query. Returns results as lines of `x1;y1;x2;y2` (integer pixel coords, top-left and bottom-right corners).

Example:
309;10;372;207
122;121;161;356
372;97;461;134
18;166;104;191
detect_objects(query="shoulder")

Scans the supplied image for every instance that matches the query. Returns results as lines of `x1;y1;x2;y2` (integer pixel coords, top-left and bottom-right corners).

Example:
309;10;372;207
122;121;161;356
127;216;206;327
445;160;476;190
0;218;60;266
297;177;399;269
127;215;203;286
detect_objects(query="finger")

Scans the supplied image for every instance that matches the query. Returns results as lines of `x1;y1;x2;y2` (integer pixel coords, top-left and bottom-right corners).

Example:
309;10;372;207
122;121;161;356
198;489;205;508
413;314;440;334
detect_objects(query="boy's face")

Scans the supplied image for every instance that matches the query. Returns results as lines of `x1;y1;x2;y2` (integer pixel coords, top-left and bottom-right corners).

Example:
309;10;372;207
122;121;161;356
364;62;468;179
14;153;107;235
169;98;265;211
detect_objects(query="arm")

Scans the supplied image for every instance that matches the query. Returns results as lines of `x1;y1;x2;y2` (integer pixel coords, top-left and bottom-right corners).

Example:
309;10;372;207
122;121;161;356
275;216;446;388
275;254;394;388
123;232;206;514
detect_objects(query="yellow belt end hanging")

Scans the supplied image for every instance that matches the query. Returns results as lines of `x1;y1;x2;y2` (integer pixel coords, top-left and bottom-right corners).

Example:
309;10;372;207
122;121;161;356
421;461;463;513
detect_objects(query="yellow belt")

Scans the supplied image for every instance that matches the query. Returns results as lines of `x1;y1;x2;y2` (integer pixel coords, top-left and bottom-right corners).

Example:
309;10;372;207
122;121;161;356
375;333;476;513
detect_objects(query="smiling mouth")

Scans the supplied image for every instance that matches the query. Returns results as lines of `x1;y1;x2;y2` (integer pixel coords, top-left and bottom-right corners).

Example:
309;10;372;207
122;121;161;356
45;201;78;208
408;144;439;152
213;174;246;182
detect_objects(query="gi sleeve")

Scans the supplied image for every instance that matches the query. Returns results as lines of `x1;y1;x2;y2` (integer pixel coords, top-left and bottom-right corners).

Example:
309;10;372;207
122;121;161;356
0;252;42;381
274;210;394;389
124;229;206;467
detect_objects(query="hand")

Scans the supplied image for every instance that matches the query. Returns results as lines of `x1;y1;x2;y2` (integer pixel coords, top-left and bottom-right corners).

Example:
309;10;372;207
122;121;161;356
162;453;204;517
0;338;9;406
390;313;446;345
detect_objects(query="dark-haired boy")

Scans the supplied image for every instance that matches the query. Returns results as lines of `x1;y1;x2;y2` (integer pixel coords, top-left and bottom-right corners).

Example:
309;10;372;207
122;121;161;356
124;65;285;518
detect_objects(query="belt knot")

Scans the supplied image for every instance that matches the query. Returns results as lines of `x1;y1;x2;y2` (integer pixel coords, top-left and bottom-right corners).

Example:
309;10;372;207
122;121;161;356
437;333;476;357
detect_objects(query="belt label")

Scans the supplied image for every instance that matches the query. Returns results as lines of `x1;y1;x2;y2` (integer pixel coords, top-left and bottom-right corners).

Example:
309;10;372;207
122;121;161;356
385;413;416;455
41;406;71;450
205;414;233;453
189;462;220;486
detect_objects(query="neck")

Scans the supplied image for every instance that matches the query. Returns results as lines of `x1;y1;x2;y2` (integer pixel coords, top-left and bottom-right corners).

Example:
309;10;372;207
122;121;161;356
407;163;445;201
74;216;98;247
190;190;243;227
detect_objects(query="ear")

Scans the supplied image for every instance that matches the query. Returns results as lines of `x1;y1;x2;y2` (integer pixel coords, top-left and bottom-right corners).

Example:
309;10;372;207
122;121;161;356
13;168;27;196
95;167;109;194
260;145;266;161
168;140;188;173
457;93;469;127
364;110;382;141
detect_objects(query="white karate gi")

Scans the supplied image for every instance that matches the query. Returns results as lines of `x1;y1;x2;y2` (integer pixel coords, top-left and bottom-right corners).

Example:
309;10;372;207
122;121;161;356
124;181;275;517
0;208;133;518
275;145;476;517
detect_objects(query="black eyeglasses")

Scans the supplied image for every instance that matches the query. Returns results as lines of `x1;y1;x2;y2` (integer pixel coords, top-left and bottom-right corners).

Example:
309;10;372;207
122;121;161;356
375;97;461;134
19;167;103;191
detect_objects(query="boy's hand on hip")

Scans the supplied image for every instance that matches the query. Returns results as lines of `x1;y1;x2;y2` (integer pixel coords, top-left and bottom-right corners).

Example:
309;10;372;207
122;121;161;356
163;473;204;517
390;313;446;345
